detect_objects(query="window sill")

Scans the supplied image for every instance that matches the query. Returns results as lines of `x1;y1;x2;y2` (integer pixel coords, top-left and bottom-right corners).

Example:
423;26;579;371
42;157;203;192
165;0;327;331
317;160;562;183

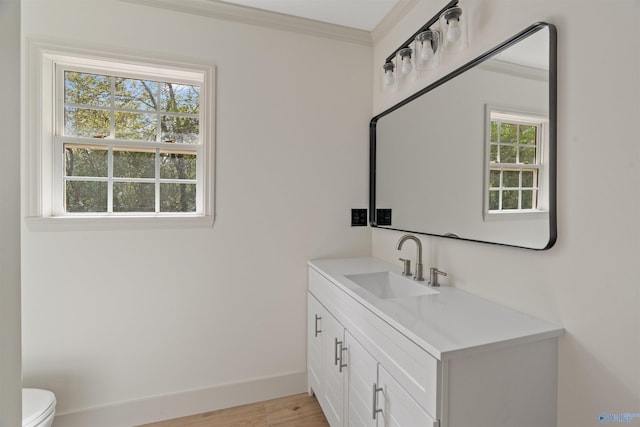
25;214;214;232
483;210;548;222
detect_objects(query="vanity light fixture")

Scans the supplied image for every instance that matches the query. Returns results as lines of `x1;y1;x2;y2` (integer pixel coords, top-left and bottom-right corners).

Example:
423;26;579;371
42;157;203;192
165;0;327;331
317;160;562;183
381;0;467;89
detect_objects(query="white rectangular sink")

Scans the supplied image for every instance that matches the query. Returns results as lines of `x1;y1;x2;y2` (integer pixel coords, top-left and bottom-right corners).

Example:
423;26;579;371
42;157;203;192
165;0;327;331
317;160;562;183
344;271;438;300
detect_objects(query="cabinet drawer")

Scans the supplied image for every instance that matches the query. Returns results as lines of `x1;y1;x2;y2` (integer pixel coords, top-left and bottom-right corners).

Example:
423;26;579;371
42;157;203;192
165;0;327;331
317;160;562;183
378;364;437;427
309;268;439;417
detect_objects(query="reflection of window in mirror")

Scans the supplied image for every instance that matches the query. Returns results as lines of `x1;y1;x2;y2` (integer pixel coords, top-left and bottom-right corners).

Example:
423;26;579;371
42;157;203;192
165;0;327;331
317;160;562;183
485;106;548;218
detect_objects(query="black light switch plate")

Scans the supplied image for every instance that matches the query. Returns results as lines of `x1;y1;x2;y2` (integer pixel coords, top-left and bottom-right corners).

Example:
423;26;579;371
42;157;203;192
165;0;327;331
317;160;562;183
351;209;367;226
376;208;392;226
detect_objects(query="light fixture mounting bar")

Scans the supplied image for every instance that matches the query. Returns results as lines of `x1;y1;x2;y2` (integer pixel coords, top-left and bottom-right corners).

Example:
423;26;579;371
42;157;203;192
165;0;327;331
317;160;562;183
385;0;459;64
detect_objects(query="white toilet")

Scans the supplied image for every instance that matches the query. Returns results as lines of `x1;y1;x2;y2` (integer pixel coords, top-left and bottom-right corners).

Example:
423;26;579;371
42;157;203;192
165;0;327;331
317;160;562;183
22;389;56;427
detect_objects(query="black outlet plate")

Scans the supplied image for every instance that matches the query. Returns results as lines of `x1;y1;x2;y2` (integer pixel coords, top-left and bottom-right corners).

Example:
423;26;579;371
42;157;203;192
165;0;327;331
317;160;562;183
351;209;367;227
376;208;392;226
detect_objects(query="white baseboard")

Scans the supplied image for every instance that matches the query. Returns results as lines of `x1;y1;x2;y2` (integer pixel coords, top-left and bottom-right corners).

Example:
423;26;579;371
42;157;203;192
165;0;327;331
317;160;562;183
53;371;308;427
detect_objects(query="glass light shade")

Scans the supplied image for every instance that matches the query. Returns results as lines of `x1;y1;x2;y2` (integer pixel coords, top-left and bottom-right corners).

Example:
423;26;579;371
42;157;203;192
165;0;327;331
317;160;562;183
440;6;468;53
397;48;413;76
414;30;441;70
382;62;395;87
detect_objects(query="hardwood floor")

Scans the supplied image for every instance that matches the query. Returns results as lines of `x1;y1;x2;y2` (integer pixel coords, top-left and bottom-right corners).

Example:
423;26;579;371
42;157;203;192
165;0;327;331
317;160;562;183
137;393;329;427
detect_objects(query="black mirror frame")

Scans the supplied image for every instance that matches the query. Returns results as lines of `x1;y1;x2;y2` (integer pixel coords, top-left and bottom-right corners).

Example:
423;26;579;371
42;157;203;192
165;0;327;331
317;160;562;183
369;22;557;250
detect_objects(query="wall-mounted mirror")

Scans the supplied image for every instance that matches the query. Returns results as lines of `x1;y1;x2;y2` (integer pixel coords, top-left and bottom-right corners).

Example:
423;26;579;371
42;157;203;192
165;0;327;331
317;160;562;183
370;23;556;250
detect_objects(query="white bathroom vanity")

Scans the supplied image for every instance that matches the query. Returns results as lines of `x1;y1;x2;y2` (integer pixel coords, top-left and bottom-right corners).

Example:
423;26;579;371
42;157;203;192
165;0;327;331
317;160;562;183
307;257;563;427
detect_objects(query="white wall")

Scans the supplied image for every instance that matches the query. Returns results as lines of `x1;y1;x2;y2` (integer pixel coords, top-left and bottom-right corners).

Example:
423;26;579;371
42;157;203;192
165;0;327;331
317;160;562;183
373;1;640;426
21;0;372;423
0;0;22;426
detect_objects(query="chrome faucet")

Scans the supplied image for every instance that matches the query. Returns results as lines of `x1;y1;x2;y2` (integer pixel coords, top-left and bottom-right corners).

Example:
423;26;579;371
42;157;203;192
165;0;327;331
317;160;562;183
396;234;424;281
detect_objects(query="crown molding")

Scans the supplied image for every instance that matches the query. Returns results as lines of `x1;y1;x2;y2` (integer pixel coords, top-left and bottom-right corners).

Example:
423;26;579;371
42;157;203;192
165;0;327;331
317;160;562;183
120;0;372;46
371;0;420;44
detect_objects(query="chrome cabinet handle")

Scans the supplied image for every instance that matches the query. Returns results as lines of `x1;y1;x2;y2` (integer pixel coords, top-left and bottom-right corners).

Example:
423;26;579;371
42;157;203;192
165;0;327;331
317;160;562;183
314;315;322;337
338;343;347;373
334;338;347;372
372;383;383;420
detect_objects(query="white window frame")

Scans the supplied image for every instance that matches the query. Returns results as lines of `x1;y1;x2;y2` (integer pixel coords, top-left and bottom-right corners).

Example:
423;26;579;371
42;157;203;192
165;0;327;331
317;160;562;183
483;105;548;221
25;41;215;230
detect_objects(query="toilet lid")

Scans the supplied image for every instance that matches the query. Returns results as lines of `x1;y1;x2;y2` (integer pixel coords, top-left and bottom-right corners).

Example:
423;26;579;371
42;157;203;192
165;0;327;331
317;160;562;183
23;389;56;426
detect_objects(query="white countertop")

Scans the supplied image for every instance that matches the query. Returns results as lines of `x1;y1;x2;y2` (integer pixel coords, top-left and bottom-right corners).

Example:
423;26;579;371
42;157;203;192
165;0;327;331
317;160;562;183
308;257;563;359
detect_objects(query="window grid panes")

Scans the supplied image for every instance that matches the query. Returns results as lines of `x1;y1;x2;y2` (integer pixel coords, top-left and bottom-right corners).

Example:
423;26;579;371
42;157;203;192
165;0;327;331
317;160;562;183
488;113;542;212
59;68;202;215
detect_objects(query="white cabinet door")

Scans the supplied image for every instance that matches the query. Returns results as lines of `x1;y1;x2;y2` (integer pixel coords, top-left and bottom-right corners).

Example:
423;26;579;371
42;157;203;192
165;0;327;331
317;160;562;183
378;364;437;427
307;293;324;397
345;331;377;427
322;309;346;427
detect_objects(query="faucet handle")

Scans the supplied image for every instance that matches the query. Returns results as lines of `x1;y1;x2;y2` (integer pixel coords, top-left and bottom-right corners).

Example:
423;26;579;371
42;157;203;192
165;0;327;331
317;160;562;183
398;258;412;276
428;268;447;287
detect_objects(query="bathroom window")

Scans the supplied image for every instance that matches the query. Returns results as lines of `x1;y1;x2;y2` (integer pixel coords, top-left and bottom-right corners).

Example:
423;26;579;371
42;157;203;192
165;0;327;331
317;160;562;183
59;70;202;214
26;42;215;229
486;108;546;215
